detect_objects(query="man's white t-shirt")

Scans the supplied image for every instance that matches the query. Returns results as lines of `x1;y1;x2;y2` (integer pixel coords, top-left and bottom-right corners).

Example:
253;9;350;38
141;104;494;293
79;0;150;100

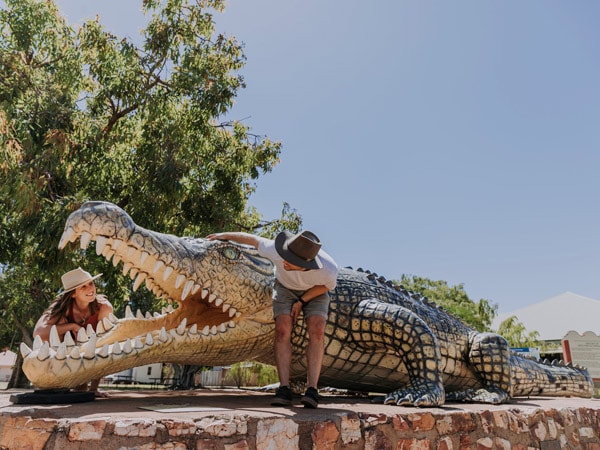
257;237;338;291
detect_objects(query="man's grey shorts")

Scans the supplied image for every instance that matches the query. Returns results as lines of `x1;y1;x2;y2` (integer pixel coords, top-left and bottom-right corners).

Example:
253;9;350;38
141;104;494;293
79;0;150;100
272;281;330;319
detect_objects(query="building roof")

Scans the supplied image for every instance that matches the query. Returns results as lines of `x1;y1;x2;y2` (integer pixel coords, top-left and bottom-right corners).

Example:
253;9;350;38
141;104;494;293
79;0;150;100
492;292;600;341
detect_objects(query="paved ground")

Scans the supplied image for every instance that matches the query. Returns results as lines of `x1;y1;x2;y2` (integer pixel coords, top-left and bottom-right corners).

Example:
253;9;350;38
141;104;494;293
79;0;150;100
1;388;599;421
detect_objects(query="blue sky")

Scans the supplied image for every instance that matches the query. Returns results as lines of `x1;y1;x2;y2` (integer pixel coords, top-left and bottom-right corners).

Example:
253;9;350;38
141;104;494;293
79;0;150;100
54;1;600;315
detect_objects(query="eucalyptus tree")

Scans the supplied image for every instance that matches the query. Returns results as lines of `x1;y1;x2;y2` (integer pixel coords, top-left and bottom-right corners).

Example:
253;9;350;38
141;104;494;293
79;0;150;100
396;275;498;332
0;0;291;353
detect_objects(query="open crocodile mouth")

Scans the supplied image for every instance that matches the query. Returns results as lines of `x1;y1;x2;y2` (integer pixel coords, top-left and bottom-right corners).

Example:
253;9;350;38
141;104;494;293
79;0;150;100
20;202;262;388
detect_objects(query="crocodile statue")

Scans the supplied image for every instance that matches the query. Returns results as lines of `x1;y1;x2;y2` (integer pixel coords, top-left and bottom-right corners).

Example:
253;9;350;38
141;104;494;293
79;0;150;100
20;201;593;406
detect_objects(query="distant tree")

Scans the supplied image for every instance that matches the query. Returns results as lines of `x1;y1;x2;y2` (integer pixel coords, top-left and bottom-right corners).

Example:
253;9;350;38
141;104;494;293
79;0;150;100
0;0;291;362
397;275;497;332
495;315;540;348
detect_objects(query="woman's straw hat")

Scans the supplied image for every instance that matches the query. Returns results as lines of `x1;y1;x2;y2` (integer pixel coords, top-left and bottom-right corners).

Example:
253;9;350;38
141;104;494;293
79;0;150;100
61;267;102;293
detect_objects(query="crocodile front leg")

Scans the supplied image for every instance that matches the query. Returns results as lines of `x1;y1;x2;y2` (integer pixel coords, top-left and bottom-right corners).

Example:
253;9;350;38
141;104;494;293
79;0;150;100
352;299;445;407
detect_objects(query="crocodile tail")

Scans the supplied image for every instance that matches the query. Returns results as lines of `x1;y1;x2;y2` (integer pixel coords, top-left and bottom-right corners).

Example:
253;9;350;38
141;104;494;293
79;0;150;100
509;353;594;398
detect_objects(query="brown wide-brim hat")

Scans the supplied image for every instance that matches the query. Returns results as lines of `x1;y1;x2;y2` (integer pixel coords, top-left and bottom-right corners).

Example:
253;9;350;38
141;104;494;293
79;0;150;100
275;230;323;270
61;267;102;294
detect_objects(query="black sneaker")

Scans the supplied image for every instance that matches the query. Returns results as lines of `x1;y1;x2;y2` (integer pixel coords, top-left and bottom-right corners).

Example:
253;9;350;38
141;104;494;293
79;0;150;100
301;386;319;408
271;386;293;406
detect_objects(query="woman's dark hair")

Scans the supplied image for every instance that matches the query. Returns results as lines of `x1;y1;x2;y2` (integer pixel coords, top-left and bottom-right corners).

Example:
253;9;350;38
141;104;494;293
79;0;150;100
46;291;107;323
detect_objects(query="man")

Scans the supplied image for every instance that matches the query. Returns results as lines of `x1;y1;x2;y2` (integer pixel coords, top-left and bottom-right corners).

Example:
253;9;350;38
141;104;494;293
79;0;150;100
206;230;338;408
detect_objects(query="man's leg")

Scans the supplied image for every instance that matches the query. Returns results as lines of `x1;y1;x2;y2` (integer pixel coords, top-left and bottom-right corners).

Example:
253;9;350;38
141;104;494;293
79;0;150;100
274;314;293;386
301;314;326;408
305;314;326;388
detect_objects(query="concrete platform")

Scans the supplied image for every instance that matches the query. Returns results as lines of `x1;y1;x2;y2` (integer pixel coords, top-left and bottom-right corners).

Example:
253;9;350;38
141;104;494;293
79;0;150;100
1;388;599;449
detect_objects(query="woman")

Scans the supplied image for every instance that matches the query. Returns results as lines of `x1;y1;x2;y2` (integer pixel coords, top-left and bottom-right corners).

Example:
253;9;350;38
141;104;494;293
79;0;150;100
33;267;114;397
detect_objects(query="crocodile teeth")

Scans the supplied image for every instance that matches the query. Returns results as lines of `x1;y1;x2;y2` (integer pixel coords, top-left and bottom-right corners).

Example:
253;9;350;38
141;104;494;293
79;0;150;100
20;342;32;358
37;342;50;361
201;325;210;336
159;327;168;342
123;339;133;354
228;321;235;328
83;334;97;359
163;266;173;281
64;331;76;347
175;274;185;289
218;323;226;333
32;335;43;351
98;344;109;358
102;317;114;331
70;346;81;359
55;342;67;360
146;333;154;346
215;298;223;307
122;262;133;276
189;324;198;334
228;307;236;318
210;325;217;335
136;309;144;319
58;227;75;249
49;325;61;348
133;272;147;292
181;280;194;301
153;260;165;273
140;251;149;265
76;328;89;343
111;238;124;252
177;318;187;335
96;320;106;335
125;305;134;318
95;236;107;255
80;231;92;249
134;338;143;349
86;324;95;336
113;254;122;266
112;341;122;355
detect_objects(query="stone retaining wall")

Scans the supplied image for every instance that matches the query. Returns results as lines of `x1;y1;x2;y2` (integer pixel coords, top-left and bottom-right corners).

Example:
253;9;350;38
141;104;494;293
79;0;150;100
1;406;599;450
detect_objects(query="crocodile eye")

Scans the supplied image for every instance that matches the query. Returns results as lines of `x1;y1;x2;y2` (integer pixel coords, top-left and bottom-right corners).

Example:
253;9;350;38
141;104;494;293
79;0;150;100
221;247;241;260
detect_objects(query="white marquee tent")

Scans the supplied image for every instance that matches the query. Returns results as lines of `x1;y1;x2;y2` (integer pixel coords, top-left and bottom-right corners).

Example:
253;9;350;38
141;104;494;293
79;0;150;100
492;292;600;342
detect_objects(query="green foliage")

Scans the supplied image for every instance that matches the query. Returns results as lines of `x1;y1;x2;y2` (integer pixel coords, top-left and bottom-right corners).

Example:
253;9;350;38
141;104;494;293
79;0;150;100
225;361;277;388
397;275;498;332
0;0;287;350
495;315;540;348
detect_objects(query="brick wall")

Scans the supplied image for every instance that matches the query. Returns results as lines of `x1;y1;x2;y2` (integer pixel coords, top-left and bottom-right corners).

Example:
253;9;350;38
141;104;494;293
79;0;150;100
1;406;599;449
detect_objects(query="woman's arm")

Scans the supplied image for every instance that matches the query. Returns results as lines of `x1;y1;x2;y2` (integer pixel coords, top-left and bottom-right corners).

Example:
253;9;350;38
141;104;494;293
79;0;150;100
33;313;80;341
97;299;114;322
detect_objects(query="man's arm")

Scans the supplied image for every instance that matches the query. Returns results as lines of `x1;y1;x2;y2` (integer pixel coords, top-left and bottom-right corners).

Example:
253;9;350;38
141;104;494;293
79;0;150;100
205;232;261;249
299;285;330;303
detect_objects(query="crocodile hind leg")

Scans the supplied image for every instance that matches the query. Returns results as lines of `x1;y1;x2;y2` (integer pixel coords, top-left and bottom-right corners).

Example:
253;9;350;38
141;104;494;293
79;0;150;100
353;299;445;407
446;332;512;404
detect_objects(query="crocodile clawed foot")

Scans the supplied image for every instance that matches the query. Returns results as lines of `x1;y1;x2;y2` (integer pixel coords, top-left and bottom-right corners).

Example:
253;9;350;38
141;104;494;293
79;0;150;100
383;380;445;407
446;387;509;404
